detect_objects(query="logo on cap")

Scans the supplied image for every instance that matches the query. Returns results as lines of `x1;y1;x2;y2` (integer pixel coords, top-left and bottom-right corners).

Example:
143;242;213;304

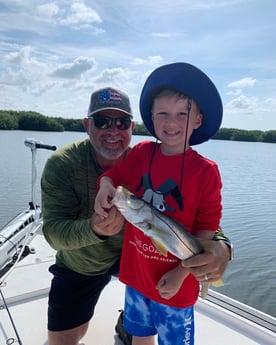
98;89;122;104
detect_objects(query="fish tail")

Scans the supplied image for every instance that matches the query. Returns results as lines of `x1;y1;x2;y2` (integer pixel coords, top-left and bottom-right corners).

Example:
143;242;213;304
200;279;224;299
200;282;210;299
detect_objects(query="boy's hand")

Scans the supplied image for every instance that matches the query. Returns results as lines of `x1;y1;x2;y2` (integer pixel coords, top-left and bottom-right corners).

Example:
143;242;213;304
156;264;189;300
91;207;124;236
94;177;116;218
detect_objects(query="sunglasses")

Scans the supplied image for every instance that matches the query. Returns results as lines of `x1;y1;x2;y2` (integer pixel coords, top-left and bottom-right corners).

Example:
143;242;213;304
89;114;132;130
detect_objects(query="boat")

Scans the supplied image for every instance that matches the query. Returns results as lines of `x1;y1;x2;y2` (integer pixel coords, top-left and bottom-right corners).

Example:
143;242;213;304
0;138;275;345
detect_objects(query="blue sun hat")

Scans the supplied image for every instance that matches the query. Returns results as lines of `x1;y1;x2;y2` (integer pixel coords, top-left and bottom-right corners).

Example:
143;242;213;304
139;62;223;145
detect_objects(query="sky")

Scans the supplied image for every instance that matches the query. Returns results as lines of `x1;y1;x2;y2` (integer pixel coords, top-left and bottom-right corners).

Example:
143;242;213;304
0;0;275;130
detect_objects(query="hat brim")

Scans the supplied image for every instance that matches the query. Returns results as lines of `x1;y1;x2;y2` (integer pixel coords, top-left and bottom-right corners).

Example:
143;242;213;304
88;108;133;118
139;63;223;145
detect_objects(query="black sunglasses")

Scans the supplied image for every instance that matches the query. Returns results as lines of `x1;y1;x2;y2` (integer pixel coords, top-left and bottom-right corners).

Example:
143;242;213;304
89;114;132;130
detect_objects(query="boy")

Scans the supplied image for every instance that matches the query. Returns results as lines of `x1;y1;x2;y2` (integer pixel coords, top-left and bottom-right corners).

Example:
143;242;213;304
95;62;223;345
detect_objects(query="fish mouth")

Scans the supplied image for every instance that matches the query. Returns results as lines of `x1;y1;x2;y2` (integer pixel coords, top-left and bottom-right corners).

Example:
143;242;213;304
111;186;127;208
112;186;144;211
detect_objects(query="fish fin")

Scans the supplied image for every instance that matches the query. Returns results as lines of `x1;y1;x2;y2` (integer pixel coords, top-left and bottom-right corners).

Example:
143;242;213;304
212;279;224;287
151;238;168;257
201;282;210;299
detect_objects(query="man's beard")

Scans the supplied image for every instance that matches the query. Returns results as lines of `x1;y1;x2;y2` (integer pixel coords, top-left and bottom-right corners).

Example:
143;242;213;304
97;146;125;161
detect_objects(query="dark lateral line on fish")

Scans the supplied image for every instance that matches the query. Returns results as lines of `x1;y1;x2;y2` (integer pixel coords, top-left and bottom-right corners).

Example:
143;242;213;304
153;209;203;257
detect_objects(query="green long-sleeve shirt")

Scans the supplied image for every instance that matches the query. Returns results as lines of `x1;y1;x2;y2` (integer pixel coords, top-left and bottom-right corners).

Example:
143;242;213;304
41;139;124;275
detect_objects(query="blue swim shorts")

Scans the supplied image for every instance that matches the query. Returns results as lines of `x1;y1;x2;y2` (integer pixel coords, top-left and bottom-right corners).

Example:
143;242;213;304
123;285;195;345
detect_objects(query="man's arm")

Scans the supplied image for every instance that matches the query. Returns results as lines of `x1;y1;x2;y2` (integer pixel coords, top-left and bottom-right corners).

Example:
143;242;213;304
181;227;233;283
213;226;234;261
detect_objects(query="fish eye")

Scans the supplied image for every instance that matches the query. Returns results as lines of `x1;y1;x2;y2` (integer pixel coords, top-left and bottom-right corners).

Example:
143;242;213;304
127;195;143;209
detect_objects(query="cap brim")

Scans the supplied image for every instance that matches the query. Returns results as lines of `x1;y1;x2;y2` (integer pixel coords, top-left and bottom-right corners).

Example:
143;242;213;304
88;107;133;118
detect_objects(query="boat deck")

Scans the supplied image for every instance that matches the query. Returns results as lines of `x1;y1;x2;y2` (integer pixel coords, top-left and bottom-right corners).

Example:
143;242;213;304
0;234;275;345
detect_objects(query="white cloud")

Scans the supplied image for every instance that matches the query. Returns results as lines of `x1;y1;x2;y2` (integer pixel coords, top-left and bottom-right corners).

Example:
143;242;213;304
4;46;32;65
264;97;276;107
1;47;50;90
37;3;60;19
51;57;96;79
226;89;243;96
60;1;102;28
225;93;274;117
132;56;162;66
227;77;256;89
152;32;180;38
227;95;251;109
0;46;97;99
31;81;58;96
91;67;136;89
189;0;244;11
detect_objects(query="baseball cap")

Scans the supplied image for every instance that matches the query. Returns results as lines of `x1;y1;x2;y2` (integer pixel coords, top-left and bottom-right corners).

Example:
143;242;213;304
140;62;223;145
87;87;133;118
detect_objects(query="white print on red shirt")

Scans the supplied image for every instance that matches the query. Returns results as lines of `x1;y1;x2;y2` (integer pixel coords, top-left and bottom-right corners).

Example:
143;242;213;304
129;239;177;263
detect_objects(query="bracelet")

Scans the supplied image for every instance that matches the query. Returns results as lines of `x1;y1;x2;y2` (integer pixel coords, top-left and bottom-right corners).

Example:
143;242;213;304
221;239;234;261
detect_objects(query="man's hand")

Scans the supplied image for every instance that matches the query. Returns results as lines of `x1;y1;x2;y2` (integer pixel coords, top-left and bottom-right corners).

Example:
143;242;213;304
181;241;230;283
90;206;124;236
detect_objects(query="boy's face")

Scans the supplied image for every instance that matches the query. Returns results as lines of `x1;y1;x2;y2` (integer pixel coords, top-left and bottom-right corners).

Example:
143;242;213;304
152;93;202;155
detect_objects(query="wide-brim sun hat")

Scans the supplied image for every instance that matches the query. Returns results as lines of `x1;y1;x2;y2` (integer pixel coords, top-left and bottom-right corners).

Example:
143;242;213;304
139;62;223;145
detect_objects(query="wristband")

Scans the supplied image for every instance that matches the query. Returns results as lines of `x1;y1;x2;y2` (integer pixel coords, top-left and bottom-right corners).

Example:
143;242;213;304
220;239;234;261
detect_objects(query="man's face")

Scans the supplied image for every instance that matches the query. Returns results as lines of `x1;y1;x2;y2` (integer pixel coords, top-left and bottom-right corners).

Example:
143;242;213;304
84;110;134;162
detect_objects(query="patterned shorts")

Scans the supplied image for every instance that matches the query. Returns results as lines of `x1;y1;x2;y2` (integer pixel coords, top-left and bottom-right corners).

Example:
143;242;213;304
123;285;195;345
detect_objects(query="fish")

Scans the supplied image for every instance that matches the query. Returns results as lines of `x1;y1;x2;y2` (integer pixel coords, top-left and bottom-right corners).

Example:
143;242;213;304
111;186;224;299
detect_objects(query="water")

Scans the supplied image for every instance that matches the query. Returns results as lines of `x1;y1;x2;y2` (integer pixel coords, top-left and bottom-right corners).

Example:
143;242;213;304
0;130;275;317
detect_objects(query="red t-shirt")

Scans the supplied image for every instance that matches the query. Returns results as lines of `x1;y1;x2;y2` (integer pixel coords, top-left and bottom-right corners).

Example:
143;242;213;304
103;141;222;308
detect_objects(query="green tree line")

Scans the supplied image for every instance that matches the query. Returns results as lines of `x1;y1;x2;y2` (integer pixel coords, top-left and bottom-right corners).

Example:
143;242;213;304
0;110;276;143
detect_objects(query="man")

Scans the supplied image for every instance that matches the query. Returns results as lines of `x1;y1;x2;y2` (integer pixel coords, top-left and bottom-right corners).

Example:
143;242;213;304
41;87;233;345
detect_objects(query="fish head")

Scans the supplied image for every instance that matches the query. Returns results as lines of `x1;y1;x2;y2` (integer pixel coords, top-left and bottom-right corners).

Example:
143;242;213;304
111;186;146;222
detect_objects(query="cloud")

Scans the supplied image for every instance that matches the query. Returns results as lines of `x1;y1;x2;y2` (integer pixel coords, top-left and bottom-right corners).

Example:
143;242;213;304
37;2;60;19
60;1;102;29
227;77;256;89
35;1;104;31
31;81;58;96
189;0;244;11
225;94;266;115
152;32;180;38
227;95;253;110
51;57;96;79
1;46;96;98
91;67;135;88
1;46;49;89
4;46;32;65
132;56;162;66
264;97;276;108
